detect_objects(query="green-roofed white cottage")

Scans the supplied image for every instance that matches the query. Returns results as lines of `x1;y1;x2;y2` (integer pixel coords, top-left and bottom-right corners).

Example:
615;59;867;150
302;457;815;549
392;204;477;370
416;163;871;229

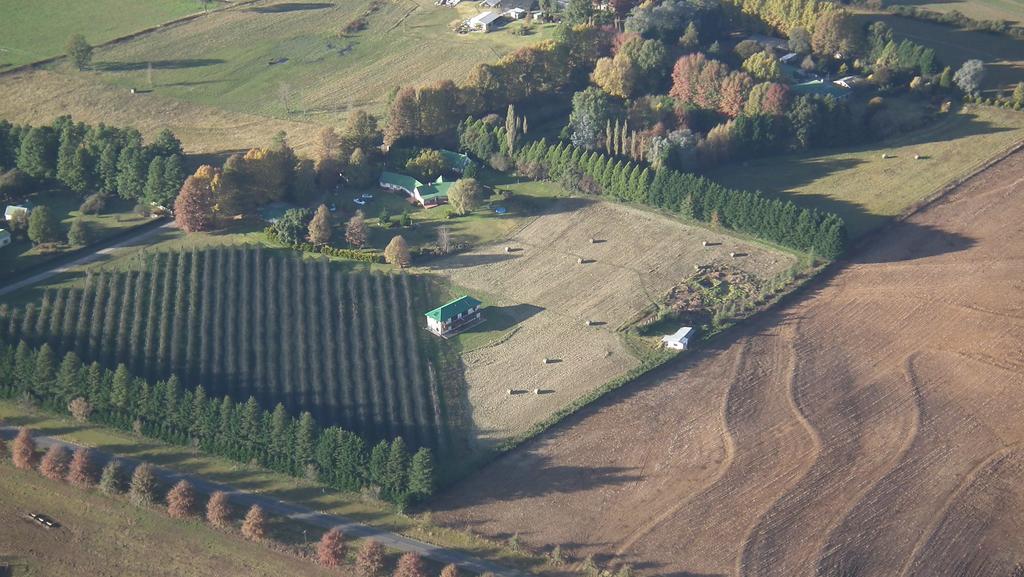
0;228;11;248
380;171;457;208
425;295;483;337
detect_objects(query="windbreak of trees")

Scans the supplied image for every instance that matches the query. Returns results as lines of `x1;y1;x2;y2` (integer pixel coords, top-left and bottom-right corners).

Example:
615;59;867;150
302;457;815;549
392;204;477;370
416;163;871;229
0;116;185;208
0;247;451;456
463;116;847;258
0;337;435;506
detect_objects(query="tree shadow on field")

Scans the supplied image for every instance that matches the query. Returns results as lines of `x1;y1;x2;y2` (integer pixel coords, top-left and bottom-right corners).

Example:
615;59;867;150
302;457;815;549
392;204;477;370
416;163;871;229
247;2;334;13
856;222;976;264
92;59;226;72
427;252;521;270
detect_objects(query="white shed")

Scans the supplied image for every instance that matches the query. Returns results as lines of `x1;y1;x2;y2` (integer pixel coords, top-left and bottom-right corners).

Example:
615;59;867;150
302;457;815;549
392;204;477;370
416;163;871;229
468;10;501;31
661;326;695;350
4;204;30;221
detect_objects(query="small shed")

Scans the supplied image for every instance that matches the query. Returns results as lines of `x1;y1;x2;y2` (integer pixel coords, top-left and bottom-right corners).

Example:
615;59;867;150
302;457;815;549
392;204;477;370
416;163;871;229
425;295;484;337
468;10;501;31
4;203;31;222
661;326;695;350
0;228;11;248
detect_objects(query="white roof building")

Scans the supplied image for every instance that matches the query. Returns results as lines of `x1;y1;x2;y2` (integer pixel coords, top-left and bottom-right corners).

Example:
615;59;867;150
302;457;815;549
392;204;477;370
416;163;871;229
4;204;30;221
468;10;502;30
662;326;695;350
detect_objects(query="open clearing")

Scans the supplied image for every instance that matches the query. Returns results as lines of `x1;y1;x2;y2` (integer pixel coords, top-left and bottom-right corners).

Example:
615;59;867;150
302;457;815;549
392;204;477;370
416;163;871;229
434;149;1024;576
427;199;797;450
0;461;347;577
0;0;202;69
886;0;1024;26
708;105;1024;238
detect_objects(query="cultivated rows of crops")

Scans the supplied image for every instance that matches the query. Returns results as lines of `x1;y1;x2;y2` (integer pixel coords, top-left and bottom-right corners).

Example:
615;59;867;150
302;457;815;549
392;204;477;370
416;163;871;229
1;247;450;451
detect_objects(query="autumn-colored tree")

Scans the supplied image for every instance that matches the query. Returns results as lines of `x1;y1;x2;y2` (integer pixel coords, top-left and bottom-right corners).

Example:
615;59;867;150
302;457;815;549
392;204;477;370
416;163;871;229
745;82;790;116
68;397;93;422
720;72;753;118
447;178;482;215
439;564;460;577
742;50;781;81
166;479;199;518
384;235;412;268
12;428;37;470
356;540;386;577
174;165;219;232
393;552;427;577
308;204;332;246
206;490;232;528
345;210;368;248
241;504;267;541
384;87;419;147
317;527;347;567
67;447;97;487
39;445;72;481
128;462;159;506
592;54;638;99
812;11;862;57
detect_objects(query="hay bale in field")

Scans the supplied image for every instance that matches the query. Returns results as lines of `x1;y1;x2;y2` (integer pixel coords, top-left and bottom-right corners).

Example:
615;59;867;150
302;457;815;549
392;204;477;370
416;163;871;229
590;237;597;243
585;319;594;326
533;388;540;395
577;257;584;264
702;240;708;247
505;246;512;253
507;389;513;395
543;357;550;364
881;153;888;159
914;154;921;160
730;252;736;258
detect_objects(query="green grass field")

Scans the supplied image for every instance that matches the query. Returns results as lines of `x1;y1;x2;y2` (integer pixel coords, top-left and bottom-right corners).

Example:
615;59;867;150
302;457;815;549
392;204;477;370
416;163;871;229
0;0;205;69
77;0;554;124
854;12;1024;93
707;105;1024;239
0;187;153;278
886;0;1024;25
0;460;355;577
0;401;558;576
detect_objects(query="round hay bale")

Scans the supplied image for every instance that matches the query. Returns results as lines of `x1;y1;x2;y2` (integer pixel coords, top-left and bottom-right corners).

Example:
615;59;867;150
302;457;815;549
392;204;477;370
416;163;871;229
914;154;921;160
585;320;594;326
505;246;512;253
589;238;597;243
702;240;708;247
542;357;550;364
730;252;736;258
577;257;584;264
507;389;513;395
533;388;540;395
881;153;888;159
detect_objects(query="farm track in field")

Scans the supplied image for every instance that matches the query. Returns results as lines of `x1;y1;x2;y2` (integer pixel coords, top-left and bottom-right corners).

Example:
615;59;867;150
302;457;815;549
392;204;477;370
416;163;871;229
434;150;1024;576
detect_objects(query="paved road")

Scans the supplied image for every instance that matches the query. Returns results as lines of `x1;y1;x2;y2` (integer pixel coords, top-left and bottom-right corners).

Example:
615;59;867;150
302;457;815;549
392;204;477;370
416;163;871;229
0;426;525;576
0;218;176;298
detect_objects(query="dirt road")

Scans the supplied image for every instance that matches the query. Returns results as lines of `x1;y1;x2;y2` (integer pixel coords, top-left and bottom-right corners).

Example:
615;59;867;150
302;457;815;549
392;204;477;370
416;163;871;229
434;151;1024;576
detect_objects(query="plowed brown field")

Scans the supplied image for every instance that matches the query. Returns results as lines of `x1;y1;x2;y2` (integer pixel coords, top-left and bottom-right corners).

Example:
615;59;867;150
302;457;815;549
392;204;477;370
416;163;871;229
434;150;1024;577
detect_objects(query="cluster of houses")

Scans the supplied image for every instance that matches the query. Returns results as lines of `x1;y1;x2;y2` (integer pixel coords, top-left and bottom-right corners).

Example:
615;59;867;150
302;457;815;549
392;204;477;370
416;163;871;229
465;0;534;32
745;34;867;100
379;149;473;208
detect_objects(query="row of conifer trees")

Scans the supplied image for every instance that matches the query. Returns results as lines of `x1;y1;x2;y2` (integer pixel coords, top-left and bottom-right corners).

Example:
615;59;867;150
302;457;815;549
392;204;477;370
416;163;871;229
0;338;434;505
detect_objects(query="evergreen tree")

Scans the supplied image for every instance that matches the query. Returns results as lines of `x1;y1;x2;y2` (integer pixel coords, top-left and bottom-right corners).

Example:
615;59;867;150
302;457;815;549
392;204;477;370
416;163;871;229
116;135;147;200
110;363;132;410
54;351;82;407
384;437;409;502
17;126;58;179
31;343;57;398
368;440;389;487
142;156;167;206
67;218;91;246
407;447;434;502
293;410;316;475
128;462;159;506
98;458;125;494
28;205;60;245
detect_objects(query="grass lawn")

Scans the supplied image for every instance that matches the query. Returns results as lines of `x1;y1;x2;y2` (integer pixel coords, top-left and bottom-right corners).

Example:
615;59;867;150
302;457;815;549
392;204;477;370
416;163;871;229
852;12;1024;94
707;105;1024;239
0;400;559;576
0;0;205;69
0;187;153;278
885;0;1024;26
0;460;354;577
78;0;555;124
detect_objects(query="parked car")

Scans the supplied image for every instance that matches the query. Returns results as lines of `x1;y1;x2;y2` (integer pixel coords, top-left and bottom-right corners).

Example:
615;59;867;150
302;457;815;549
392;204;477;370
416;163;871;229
360;193;374;199
29;513;58;528
329;204;337;212
354;199;366;206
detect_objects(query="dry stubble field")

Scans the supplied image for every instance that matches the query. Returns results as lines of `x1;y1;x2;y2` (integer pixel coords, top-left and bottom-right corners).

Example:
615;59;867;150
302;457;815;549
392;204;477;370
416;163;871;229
428;199;796;449
434;151;1024;576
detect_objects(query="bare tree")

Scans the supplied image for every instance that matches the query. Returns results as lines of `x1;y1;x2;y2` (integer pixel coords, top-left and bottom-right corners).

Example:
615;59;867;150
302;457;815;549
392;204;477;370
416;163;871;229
436;225;452;255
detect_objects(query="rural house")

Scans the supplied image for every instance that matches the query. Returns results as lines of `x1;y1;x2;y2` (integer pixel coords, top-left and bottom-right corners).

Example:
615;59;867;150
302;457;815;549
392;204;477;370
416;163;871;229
0;228;10;248
425;295;484;337
4;203;31;221
661;326;695;350
379;171;457;207
468;11;501;31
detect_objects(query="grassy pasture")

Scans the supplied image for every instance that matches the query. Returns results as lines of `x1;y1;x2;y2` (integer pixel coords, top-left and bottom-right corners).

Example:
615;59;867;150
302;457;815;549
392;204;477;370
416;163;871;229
80;0;555;124
0;0;205;69
853;12;1024;93
885;0;1024;26
707;105;1024;239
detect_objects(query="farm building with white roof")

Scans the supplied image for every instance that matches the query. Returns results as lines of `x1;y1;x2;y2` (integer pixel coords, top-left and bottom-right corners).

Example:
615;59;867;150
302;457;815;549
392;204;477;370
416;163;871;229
662;326;695;350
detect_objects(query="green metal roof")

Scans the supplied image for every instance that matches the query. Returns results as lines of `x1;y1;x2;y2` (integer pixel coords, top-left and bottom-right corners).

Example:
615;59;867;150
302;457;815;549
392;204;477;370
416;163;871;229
425;295;482;322
439;149;473;171
416;180;454;201
380;171;422;191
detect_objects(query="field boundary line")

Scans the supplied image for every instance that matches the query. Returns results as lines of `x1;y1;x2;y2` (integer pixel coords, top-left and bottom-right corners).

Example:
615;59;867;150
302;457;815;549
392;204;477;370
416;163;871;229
0;0;264;77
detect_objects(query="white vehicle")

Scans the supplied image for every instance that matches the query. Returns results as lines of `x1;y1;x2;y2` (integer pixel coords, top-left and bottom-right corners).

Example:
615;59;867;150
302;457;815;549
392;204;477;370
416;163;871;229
329;204;337;212
361;193;374;199
354;199;367;206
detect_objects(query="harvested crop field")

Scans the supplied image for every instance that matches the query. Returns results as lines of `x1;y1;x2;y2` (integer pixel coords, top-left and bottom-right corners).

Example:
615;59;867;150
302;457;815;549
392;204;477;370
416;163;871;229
428;199;796;449
433;151;1024;576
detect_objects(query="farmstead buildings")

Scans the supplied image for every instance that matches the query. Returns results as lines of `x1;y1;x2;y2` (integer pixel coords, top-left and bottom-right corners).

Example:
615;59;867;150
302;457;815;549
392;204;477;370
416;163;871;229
426;295;484;337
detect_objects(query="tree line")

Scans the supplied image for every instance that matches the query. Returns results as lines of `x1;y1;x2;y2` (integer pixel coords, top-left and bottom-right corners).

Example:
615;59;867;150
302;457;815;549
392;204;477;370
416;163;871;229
0;337;435;506
0;116;185;210
460;117;846;259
